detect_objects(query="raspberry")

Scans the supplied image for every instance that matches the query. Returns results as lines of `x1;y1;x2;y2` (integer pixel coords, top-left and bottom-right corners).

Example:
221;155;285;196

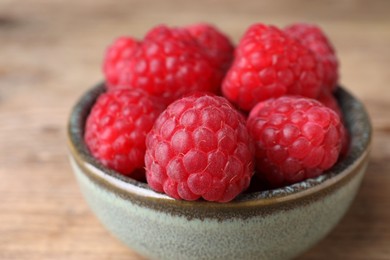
317;89;342;119
247;96;344;187
145;93;254;202
186;23;234;93
222;23;324;111
317;90;349;156
144;25;196;44
185;23;234;72
84;88;163;176
112;25;218;105
284;23;339;92
103;37;140;87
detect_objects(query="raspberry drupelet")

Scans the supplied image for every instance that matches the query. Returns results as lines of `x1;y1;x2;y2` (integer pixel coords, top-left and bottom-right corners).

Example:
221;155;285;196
145;93;255;202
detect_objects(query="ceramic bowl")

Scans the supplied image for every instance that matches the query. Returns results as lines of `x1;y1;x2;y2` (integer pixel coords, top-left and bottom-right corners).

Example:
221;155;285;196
67;83;371;260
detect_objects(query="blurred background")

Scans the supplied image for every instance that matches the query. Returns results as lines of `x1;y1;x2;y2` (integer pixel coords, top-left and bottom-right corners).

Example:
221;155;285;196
1;0;389;259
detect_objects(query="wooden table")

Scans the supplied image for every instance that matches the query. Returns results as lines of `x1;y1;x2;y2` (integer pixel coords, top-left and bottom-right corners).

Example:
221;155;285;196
1;0;389;259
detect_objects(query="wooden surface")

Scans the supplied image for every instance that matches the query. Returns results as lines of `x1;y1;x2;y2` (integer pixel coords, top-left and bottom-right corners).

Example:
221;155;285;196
1;0;390;259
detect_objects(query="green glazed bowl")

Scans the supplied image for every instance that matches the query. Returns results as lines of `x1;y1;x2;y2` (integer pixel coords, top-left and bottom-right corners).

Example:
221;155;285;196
67;83;371;260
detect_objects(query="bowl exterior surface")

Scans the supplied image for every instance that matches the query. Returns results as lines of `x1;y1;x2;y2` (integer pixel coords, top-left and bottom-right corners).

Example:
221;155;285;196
70;153;368;260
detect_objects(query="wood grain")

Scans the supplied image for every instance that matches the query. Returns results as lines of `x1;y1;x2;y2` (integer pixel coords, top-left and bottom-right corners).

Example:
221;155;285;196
1;0;390;259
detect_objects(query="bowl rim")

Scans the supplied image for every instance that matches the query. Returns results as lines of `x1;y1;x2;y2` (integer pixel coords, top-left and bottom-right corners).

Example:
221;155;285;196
67;82;372;208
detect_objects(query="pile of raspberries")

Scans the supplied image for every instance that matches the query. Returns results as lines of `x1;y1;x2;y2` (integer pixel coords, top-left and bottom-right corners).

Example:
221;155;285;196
84;22;348;202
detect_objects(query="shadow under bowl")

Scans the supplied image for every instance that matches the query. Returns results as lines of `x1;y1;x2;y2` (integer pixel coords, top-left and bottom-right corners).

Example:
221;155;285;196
67;83;372;260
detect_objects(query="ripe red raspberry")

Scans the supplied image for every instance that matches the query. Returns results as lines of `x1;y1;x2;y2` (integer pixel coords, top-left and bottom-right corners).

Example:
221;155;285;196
84;88;163;176
186;23;234;93
222;23;324;111
103;37;140;87
145;93;254;202
317;89;342;119
317;90;349;156
284;23;339;92
144;24;196;44
247;96;344;187
113;25;217;105
185;23;234;72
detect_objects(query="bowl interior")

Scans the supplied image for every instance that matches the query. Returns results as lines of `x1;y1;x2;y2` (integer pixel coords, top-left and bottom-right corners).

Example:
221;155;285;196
68;82;372;203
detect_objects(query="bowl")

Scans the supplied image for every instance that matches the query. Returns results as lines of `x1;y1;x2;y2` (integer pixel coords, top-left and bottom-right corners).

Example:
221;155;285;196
67;82;372;260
